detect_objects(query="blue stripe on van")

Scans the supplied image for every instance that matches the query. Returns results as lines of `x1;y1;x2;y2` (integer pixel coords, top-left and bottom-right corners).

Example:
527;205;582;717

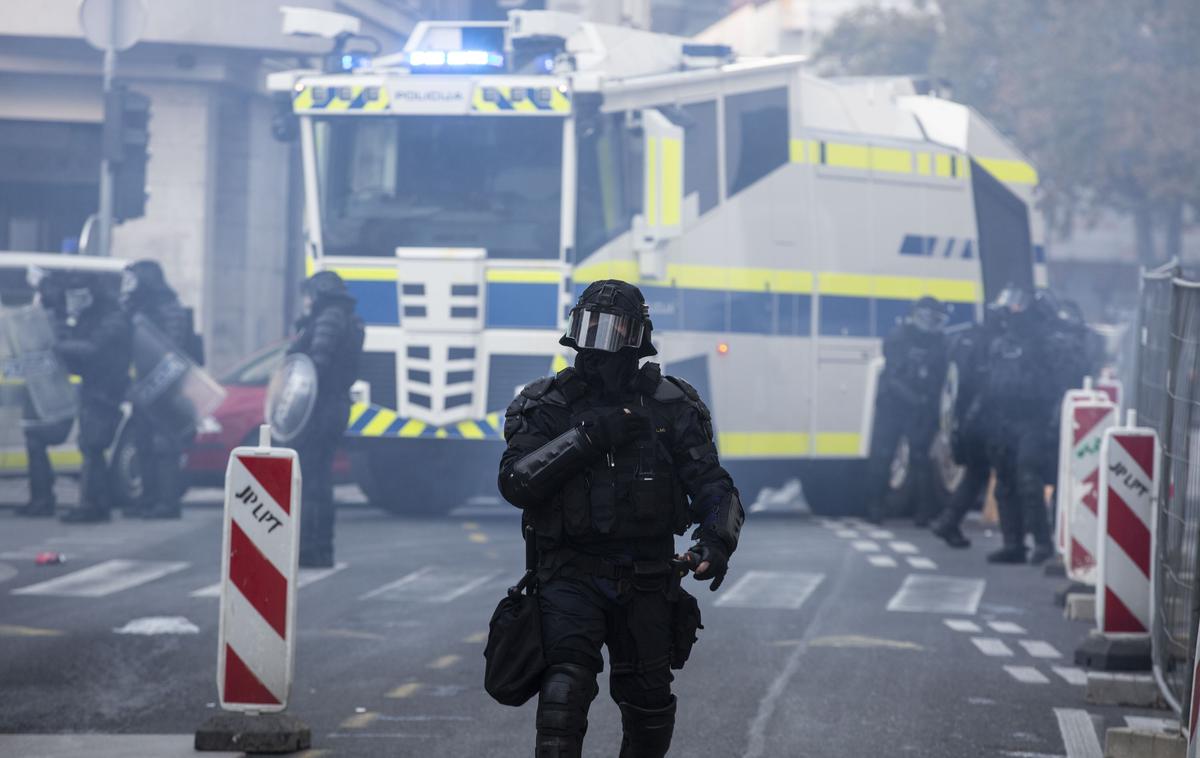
345;280;399;325
485;282;559;328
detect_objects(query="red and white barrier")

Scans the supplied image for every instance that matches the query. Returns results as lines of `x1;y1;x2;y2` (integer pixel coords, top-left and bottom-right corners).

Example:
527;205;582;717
1095;413;1158;635
216;426;302;711
1189;624;1200;756
1056;382;1106;556
1097;376;1124;409
1065;399;1118;585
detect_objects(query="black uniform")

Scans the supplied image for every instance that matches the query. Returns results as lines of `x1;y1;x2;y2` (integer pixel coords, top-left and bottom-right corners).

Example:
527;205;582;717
16;272;72;518
288;271;364;568
56;274;132;523
498;280;743;758
866;298;948;524
982;298;1055;564
930;318;997;547
122;260;193;519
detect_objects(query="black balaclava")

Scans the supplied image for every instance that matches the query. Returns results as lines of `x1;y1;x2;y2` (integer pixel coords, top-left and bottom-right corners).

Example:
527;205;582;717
575;347;640;397
562;279;655;398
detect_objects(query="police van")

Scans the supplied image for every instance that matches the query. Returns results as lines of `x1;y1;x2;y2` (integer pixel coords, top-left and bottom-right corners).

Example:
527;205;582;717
268;11;1042;514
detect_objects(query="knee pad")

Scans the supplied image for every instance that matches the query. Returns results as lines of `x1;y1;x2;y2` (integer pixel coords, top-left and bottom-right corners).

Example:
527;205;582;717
536;663;597;738
618;695;677;758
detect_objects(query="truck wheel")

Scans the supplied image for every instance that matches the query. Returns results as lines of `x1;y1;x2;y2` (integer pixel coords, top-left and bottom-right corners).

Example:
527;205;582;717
110;425;143;512
884;436;912;515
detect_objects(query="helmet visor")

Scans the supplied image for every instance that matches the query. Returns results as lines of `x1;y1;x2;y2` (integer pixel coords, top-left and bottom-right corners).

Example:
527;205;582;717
911;306;948;333
566;308;644;352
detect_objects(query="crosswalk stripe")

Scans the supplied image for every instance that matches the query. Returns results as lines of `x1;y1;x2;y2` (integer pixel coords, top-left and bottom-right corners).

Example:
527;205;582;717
867;555;898;567
851;540;880;552
988;621;1027;635
867;530;893;539
191;562;349;598
834;529;859;539
12;560;188;598
944;619;982;633
889;541;919;554
971;637;1014;656
1004;665;1050;684
359;567;500;603
1052;666;1088;686
713;571;824;610
1019;640;1062;659
906;557;937;570
887;575;986;615
1054;708;1103;758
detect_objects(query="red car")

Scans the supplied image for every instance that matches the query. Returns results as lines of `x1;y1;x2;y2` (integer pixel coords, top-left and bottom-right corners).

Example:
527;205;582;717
183;343;351;489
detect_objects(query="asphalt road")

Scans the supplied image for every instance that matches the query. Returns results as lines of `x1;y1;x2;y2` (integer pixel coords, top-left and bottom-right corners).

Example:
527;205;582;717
0;479;1177;757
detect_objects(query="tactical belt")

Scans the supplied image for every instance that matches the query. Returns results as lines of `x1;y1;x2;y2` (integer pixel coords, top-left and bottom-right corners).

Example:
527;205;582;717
546;550;672;583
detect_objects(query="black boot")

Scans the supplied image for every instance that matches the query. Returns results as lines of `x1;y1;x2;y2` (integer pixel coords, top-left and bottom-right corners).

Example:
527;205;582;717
986;545;1026;564
618;697;676;758
1029;543;1055;565
931;517;971;549
16;499;56;518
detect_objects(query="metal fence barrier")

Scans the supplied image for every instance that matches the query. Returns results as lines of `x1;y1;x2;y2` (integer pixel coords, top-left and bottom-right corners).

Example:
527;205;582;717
1140;263;1199;717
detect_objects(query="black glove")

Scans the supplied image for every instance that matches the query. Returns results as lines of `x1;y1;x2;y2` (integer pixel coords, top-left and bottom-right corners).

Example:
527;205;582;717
581;408;641;453
684;534;731;591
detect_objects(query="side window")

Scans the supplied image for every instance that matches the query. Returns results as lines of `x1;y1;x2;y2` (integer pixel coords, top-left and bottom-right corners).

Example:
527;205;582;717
724;87;789;197
679;101;719;215
575;112;642;260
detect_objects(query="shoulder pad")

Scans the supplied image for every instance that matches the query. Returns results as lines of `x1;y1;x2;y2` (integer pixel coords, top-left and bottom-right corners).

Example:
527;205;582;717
511;374;570;414
519;376;555;401
660;375;701;403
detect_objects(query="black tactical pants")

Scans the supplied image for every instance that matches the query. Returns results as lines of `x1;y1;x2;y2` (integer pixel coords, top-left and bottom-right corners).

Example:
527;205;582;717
536;573;675;756
24;419;72;507
989;425;1052;550
867;400;939;522
78;400;121;515
296;430;338;560
131;412;188;516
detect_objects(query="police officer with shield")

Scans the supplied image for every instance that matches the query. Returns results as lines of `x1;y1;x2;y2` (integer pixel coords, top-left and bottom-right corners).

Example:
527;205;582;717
498;280;744;758
865;296;949;525
279;271;364;568
56;273;132;523
121;260;193;519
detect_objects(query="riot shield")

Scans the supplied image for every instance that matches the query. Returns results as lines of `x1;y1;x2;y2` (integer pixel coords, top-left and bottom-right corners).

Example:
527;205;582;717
128;313;226;439
264;353;318;445
0;305;77;433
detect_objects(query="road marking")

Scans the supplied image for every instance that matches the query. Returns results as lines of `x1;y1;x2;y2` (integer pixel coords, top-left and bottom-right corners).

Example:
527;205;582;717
1004;665;1050;684
1019;640;1062;659
944;619;982;633
339;712;380;729
192;561;348;598
387;682;422;699
1123;716;1178;732
744;640;807;758
834;529;859;539
887;575;986;615
867;555;898;567
463;631;487;644
12;559;188;598
461;522;480;530
1052;666;1088;686
360;568;500;603
713;571;824;610
906;557;937;570
359;567;433;600
988;621;1027;635
438;571;501;602
971;637;1014;656
428;654;460;670
889;541;919;554
1054;708;1103;758
809;635;923;651
113;617;199;635
867;529;893;539
467;532;489;544
851;540;880;552
0;623;63;637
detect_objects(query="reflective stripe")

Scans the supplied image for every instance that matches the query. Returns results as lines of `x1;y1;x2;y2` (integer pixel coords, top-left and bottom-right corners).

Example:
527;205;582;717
825;143;870;170
716;431;863;459
471;85;571;114
361;408;397;436
574;262;814;294
916;152;932;176
660;137;682;227
293;85;390;114
645;137;659;227
977;157;1039;186
345;403;502;440
870;147;912;174
331;267;398;281
815;433;861;456
456;420;485;439
817;273;977;303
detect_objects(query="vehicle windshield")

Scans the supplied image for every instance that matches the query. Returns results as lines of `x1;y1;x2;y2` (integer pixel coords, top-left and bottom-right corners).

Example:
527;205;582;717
313;116;563;259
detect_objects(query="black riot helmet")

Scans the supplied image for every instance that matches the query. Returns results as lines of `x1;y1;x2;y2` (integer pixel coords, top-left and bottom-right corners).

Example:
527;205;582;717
560;279;657;357
908;296;949;333
120;259;170;308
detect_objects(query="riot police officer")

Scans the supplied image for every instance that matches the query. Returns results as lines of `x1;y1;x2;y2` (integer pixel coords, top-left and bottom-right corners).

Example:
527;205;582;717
929;313;999;548
982;287;1055;564
865;296;949;525
56;273;132;523
15;270;73;518
121;260;192;519
287;271;363;568
498;280;744;758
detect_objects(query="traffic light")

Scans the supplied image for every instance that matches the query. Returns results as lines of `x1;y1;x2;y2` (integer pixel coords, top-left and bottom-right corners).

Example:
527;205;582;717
103;85;150;222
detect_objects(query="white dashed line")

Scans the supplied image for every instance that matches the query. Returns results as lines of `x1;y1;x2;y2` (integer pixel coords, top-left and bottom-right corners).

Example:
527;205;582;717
906;557;937;570
887;575;986;615
851;540;880;552
944;619;982;633
192;561;349;598
1019;640;1062;659
1052;666;1088;686
13;560;189;598
970;637;1014;657
867;555;898;568
889;541;919;554
835;530;859;539
1054;708;1103;758
867;530;893;539
987;621;1027;635
1004;665;1050;684
713;571;825;610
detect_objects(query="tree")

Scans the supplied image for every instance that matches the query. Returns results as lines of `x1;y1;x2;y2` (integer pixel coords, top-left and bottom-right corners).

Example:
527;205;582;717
814;7;940;77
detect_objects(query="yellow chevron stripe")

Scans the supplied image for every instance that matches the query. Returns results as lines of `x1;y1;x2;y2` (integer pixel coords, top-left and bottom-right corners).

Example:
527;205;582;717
457;420;485;439
362;408;397;436
348;403;369;426
293;87;314;111
398;419;426;437
485;412;502;431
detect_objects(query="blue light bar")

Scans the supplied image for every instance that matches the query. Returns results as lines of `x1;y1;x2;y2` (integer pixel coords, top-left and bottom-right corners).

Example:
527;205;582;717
409;49;504;69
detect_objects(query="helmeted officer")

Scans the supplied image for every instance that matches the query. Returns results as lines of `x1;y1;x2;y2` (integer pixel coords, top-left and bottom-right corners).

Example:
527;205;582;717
929;311;1000;548
15;269;73;518
865;296;949;525
56;272;132;523
121;260;192;519
498;280;744;758
287;271;364;568
982;286;1055;564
